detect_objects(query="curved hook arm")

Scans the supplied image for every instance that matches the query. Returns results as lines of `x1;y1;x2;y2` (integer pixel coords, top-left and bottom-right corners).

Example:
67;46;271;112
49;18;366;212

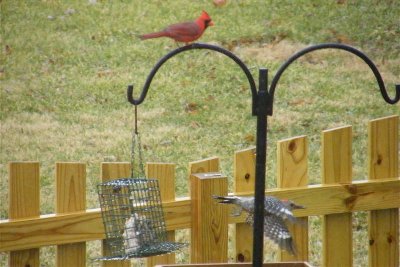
127;43;258;115
267;43;400;115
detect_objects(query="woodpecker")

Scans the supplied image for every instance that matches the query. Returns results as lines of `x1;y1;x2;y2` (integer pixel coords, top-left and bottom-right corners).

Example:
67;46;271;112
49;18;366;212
213;195;304;255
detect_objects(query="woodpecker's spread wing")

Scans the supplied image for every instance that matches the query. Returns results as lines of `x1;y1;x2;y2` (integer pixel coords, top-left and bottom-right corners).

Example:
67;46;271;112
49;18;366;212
264;197;297;223
245;212;296;255
264;215;296;255
213;195;304;224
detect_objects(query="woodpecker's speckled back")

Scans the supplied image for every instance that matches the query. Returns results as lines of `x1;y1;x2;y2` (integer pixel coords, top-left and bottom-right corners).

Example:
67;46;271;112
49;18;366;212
213;195;304;255
213;195;303;220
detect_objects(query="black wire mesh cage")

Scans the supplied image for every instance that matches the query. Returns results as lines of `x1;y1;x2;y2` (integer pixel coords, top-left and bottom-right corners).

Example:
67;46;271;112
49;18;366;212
97;177;187;260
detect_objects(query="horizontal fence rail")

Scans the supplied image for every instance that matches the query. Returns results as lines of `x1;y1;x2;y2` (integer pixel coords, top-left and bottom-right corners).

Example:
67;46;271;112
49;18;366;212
0;178;400;252
0;115;399;267
1;178;399;252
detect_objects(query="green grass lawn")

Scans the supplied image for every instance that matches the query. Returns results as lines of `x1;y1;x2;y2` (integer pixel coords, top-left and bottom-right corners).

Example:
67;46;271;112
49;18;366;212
1;0;399;266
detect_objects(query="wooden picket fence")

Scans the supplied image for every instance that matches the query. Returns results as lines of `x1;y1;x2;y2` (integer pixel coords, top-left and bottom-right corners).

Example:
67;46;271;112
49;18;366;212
0;115;399;267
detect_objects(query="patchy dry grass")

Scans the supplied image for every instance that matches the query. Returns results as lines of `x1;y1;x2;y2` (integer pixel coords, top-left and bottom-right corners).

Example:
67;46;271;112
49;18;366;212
1;0;399;266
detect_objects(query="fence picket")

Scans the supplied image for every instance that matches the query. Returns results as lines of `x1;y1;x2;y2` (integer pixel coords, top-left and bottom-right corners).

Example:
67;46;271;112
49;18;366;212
8;162;40;267
368;115;399;267
56;162;86;267
189;157;219;175
146;163;177;266
101;162;131;267
321;126;353;266
234;147;256;263
277;136;309;261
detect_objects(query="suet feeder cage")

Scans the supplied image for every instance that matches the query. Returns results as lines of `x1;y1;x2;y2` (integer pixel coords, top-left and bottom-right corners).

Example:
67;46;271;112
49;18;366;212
96;106;186;260
97;178;186;260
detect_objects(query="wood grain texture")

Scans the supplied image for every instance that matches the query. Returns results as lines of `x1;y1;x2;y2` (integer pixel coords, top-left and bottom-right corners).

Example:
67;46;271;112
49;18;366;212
0;210;104;251
321;126;353;267
234;147;256;193
101;162;131;267
367;116;399;267
322;126;352;183
146;163;176;266
190;172;228;263
9;248;40;267
189;157;219;174
277;136;308;188
368;115;398;180
368;209;399;267
8;162;40;267
1;178;399;252
101;162;131;181
9;162;40;219
56;162;86;267
277;136;308;261
234;147;255;262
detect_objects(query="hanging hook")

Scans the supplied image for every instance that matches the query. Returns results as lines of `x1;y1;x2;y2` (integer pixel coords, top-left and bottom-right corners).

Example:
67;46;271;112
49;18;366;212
130;104;145;177
126;43;258;115
267;43;400;115
134;105;138;135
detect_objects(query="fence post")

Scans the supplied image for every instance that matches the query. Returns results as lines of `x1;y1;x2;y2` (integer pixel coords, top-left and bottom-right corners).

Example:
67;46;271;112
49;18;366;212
189;157;228;263
190;172;228;264
276;136;309;261
101;162;131;267
368;115;399;267
55;162;86;267
8;162;40;267
321;126;353;266
234;147;255;262
146;163;176;266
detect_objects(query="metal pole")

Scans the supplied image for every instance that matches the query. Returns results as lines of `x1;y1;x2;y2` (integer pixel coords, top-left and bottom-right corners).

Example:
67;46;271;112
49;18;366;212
253;68;269;266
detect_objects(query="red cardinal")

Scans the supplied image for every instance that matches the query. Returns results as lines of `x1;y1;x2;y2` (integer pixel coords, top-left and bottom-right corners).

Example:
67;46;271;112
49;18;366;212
140;11;214;44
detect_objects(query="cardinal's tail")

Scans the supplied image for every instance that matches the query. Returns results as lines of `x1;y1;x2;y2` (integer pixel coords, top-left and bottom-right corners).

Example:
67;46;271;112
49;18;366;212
140;31;168;40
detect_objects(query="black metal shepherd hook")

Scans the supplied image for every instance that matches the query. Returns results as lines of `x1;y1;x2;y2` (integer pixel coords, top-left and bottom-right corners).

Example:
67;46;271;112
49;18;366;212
253;43;399;266
266;43;400;115
126;42;399;267
127;43;258;115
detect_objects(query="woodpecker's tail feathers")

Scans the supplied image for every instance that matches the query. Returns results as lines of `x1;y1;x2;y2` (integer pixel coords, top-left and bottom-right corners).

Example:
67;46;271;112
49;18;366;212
212;195;240;204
